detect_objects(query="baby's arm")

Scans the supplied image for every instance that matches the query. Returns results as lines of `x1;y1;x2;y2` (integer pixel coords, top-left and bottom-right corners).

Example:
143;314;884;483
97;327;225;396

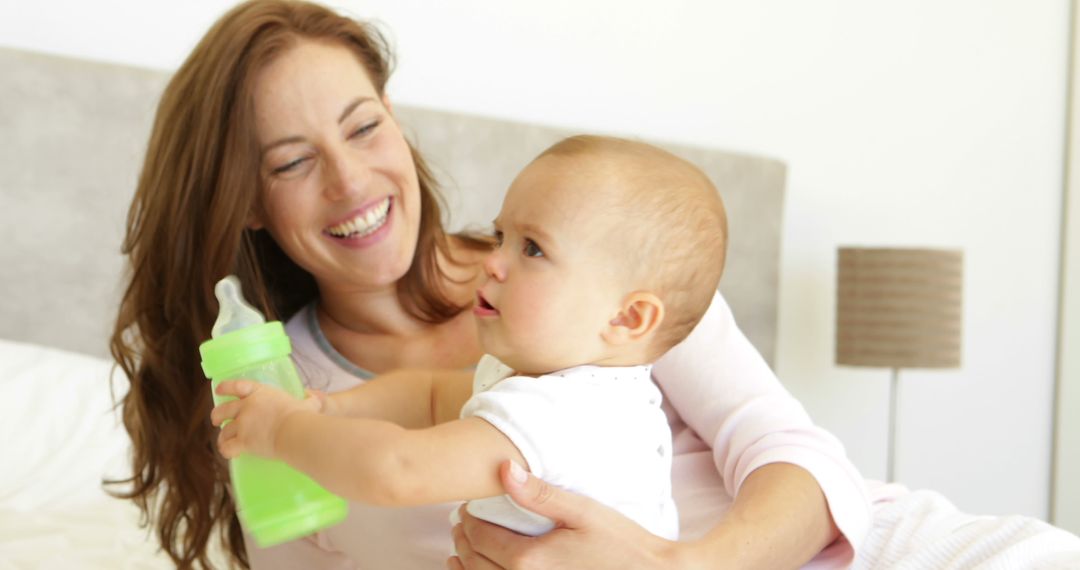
211;380;524;506
321;368;475;428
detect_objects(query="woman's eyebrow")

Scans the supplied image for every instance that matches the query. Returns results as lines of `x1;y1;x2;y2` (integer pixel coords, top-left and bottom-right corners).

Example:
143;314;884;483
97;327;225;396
338;96;374;124
260;135;304;155
260;97;377;155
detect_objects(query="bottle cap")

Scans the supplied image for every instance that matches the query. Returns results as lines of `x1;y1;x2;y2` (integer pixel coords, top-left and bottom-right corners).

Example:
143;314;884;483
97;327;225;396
199;275;291;379
212;275;266;338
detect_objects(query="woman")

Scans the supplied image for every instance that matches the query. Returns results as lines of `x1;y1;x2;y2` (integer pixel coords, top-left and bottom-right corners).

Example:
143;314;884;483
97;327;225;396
109;1;870;568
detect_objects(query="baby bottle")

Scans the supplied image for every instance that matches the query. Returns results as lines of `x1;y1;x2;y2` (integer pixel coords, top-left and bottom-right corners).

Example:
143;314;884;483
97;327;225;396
199;275;348;547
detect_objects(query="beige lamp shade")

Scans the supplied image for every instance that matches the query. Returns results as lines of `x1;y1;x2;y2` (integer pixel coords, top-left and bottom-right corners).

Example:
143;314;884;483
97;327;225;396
836;247;963;369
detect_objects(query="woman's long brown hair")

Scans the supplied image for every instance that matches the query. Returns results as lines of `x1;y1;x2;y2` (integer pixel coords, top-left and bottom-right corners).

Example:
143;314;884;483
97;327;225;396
107;1;487;567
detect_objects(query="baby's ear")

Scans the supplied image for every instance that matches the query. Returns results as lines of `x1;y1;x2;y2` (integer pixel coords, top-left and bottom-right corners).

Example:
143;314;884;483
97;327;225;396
602;292;665;346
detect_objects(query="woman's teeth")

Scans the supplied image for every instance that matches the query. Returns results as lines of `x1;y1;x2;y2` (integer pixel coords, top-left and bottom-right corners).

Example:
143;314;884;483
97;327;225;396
327;198;391;238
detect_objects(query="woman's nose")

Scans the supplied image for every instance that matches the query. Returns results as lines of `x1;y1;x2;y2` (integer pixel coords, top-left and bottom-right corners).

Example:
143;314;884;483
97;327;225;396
483;249;507;282
323;148;370;201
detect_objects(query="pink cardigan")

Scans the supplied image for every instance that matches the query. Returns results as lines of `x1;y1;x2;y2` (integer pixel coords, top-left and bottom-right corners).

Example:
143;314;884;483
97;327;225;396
245;292;872;569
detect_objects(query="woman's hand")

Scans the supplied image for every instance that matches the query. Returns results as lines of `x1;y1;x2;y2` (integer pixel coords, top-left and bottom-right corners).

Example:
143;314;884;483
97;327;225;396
210;380;323;459
447;461;687;570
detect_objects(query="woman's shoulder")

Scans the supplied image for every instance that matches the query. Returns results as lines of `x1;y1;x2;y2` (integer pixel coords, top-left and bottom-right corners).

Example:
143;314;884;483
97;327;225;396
284;303;330;372
284;303;371;390
284;303;315;343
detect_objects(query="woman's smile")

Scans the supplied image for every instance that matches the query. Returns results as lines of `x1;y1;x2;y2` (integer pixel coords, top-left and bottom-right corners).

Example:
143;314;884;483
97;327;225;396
322;196;395;249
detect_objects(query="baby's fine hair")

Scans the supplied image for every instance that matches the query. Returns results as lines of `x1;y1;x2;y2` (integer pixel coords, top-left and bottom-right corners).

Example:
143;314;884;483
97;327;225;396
537;135;729;354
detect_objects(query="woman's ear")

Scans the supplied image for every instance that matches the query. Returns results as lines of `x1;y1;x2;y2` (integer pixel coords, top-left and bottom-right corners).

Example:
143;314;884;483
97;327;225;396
602;292;665;346
246;208;265;231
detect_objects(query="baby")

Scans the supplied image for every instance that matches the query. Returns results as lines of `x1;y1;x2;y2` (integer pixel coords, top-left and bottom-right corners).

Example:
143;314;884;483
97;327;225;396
211;134;729;541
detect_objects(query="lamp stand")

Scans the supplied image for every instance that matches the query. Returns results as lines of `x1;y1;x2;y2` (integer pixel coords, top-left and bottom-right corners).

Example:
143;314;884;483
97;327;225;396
888;367;899;482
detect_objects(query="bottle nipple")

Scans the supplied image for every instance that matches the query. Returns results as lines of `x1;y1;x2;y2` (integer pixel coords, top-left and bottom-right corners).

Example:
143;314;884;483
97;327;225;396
211;275;267;338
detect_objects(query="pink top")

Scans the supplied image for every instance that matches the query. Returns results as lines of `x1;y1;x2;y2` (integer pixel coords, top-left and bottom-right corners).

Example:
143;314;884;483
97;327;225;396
245;292;873;569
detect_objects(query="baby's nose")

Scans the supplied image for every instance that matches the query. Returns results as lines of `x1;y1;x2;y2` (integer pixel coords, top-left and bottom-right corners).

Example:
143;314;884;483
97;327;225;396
483;250;507;281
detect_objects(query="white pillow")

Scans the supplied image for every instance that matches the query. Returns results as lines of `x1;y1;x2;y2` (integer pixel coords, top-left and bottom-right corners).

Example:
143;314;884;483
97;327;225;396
0;338;132;511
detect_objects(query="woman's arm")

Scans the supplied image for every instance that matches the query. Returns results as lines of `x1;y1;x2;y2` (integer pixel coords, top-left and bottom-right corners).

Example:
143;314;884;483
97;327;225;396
681;462;838;568
450;461;836;570
652;291;869;561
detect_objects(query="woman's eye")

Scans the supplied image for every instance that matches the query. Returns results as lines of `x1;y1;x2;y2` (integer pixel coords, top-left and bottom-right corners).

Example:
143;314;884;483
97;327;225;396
349;120;380;139
523;239;544;258
271;157;308;175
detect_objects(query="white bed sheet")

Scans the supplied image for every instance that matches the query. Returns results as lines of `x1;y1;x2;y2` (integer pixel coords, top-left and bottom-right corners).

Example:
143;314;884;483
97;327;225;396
854;485;1080;569
0;339;227;569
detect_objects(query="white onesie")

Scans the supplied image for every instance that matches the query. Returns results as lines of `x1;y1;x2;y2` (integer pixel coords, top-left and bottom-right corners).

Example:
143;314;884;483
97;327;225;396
453;354;678;540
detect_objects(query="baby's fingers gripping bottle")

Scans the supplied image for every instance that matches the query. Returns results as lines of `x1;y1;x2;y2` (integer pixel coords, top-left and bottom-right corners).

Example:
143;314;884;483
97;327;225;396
199;275;347;546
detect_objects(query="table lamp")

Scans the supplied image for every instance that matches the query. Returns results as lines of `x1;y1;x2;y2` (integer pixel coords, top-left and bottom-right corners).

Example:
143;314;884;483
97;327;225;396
835;247;963;482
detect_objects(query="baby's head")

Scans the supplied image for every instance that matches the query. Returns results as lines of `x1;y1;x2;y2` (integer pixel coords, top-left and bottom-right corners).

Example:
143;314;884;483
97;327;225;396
474;135;728;375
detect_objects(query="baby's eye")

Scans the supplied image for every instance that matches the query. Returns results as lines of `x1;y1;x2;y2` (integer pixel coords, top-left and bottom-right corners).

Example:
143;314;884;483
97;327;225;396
492;230;504;247
523;239;544;258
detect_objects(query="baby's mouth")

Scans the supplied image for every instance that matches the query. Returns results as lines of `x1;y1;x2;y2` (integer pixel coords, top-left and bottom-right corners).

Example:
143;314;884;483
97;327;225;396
476;291;498;313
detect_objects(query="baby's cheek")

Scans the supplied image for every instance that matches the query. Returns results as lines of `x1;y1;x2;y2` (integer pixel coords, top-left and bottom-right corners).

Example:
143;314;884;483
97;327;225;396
528;321;576;360
519;305;563;340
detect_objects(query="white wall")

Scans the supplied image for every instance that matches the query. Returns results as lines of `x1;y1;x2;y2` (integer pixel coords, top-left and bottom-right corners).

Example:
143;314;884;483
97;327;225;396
1055;0;1080;535
2;0;1068;519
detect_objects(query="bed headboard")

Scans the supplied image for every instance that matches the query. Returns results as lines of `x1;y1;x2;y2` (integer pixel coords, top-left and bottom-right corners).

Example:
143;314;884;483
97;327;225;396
0;47;786;365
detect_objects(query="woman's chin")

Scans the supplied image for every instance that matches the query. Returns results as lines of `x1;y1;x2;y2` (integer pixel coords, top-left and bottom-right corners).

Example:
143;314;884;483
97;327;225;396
353;261;413;288
309;255;413;293
334;235;419;287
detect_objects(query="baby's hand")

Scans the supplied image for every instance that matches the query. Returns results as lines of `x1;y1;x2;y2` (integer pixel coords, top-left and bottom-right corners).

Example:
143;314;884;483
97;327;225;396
305;388;334;415
210;380;322;460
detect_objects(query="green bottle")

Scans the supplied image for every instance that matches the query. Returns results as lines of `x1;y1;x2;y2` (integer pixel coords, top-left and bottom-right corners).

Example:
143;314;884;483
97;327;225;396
199;275;348;547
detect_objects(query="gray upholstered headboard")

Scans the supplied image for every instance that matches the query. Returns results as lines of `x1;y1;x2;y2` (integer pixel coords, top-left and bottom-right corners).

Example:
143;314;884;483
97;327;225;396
0;47;785;365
